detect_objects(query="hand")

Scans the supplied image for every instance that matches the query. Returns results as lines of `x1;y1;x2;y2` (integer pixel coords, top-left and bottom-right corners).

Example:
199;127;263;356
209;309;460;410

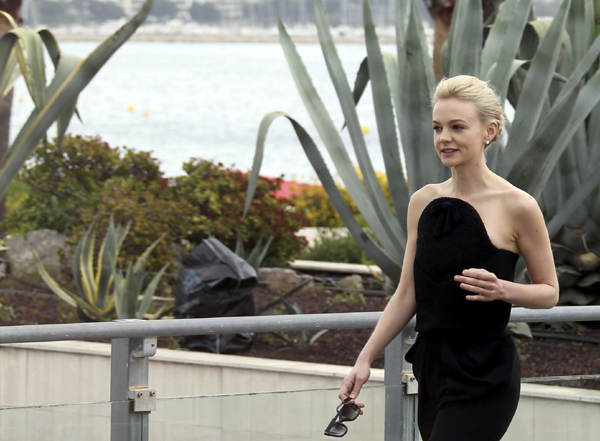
454;268;507;302
338;362;370;413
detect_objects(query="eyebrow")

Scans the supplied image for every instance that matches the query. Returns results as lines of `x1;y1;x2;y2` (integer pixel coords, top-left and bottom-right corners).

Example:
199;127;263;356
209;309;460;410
431;119;469;125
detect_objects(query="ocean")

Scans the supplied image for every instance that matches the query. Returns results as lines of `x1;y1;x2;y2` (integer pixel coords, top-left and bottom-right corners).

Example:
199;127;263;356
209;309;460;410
9;41;397;182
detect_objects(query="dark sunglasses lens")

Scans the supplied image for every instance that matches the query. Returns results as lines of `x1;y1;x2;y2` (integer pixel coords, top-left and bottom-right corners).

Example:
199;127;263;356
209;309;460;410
326;423;348;437
340;404;360;421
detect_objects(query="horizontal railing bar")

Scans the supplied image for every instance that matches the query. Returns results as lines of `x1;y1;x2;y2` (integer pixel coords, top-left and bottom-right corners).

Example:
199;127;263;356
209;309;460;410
0;312;382;344
0;306;600;344
521;374;600;383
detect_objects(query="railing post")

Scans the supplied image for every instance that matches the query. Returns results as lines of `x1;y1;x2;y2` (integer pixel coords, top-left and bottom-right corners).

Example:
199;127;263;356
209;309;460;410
110;335;157;441
384;325;418;441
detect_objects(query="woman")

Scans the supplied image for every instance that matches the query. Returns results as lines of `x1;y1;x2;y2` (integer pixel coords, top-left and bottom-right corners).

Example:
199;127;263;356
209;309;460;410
338;75;559;441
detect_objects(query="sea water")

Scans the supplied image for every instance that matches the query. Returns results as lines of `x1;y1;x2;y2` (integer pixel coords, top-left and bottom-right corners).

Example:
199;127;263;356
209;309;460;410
9;41;397;182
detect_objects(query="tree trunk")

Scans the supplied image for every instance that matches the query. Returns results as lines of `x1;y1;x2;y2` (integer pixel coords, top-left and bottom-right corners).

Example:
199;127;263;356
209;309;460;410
423;0;502;82
0;0;22;231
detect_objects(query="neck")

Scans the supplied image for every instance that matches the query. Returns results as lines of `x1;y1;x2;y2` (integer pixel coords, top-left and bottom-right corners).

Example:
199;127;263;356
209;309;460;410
448;155;494;198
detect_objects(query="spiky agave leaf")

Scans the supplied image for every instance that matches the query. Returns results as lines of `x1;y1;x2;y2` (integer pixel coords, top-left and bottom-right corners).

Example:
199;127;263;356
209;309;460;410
363;0;409;235
0;0;154;200
249;0;600;306
136;263;170;319
33;252;107;321
113;232;168;320
252;111;402;282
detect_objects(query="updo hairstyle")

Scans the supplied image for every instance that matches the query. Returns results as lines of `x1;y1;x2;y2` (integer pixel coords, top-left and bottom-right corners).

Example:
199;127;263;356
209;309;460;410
432;75;504;148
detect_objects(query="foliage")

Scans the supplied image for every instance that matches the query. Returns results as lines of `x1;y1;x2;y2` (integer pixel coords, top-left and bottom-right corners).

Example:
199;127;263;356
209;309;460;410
235;235;273;273
290;181;343;227
34;216;171;321
75;177;196;276
113;235;171;320
300;230;373;264
2;135;167;235
0;0;154;203
4;139;308;273
290;168;391;228
170;159;307;265
3;180;31;233
247;0;600;297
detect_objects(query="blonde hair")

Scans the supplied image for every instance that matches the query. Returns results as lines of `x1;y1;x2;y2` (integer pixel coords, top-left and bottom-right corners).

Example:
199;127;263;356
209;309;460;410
432;75;504;147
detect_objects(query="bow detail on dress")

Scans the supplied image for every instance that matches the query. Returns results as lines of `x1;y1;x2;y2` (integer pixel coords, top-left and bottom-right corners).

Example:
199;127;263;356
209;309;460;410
430;199;462;237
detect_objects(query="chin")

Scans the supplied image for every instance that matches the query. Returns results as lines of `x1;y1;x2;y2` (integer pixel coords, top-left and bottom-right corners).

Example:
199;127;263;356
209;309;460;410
439;156;460;167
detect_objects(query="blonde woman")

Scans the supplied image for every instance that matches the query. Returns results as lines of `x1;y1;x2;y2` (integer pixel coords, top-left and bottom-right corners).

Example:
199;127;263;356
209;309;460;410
338;75;559;441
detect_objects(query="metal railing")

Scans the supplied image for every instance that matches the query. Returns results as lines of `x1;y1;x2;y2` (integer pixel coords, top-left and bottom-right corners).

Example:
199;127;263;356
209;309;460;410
1;305;600;441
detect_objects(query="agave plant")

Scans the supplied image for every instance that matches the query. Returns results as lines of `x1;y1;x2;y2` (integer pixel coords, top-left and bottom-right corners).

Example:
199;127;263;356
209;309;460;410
35;217;171;321
245;0;600;306
113;236;171;321
234;233;273;272
0;0;154;200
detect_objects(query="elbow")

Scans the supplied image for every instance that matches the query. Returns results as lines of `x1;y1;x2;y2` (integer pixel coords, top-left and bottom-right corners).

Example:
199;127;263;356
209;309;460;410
545;286;560;309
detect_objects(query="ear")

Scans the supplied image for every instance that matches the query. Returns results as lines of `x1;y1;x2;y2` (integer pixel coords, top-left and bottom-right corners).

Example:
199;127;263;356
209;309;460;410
485;121;498;142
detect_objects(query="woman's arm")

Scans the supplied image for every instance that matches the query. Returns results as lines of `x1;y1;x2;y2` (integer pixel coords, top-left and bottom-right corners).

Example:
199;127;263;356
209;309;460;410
455;192;559;309
338;190;428;403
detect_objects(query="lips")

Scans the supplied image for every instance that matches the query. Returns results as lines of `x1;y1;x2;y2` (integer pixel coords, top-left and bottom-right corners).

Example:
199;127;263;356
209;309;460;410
441;148;458;156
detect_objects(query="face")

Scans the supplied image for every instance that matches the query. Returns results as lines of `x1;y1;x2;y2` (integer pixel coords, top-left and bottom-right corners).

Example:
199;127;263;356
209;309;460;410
431;98;494;167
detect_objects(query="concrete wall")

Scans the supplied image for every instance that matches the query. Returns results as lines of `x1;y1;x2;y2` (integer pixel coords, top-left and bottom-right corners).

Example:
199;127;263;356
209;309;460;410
0;341;378;407
1;341;599;441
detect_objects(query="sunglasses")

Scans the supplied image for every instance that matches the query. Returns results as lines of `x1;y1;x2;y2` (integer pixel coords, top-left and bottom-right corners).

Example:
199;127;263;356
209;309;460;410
324;399;361;437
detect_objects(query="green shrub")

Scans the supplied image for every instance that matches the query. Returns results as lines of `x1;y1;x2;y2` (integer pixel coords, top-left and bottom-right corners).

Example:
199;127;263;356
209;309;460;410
299;231;373;264
170;159;307;265
4;137;308;270
290;168;392;228
2;135;166;235
75;178;197;275
290;182;342;228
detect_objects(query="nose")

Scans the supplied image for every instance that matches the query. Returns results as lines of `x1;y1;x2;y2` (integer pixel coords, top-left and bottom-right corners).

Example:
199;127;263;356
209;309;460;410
438;127;452;143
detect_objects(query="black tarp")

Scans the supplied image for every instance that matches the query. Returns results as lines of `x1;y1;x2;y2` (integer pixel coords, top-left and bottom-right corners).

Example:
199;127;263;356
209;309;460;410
174;238;258;354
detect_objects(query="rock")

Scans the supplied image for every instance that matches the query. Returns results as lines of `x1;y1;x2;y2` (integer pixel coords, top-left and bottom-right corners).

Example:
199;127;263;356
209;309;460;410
6;229;69;280
508;322;533;339
257;267;314;291
338;274;364;292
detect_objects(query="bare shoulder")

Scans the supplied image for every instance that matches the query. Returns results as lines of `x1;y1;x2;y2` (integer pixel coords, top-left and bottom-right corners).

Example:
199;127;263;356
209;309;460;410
500;186;542;221
407;184;443;231
495;184;545;238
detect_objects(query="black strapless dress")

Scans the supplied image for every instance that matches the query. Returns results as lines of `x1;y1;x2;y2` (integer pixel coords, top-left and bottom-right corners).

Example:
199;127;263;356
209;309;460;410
405;197;521;441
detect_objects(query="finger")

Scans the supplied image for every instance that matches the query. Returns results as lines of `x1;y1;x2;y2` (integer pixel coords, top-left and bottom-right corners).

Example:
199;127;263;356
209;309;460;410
338;379;352;401
462;268;496;280
458;282;490;294
455;276;494;290
349;380;365;401
465;293;494;302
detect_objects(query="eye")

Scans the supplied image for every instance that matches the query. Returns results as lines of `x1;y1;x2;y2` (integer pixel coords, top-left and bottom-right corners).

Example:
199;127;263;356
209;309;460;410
452;125;465;130
432;126;441;132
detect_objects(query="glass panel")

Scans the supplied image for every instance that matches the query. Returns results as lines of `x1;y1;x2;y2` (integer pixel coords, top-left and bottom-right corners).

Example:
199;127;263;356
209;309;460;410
0;401;113;441
151;386;386;441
